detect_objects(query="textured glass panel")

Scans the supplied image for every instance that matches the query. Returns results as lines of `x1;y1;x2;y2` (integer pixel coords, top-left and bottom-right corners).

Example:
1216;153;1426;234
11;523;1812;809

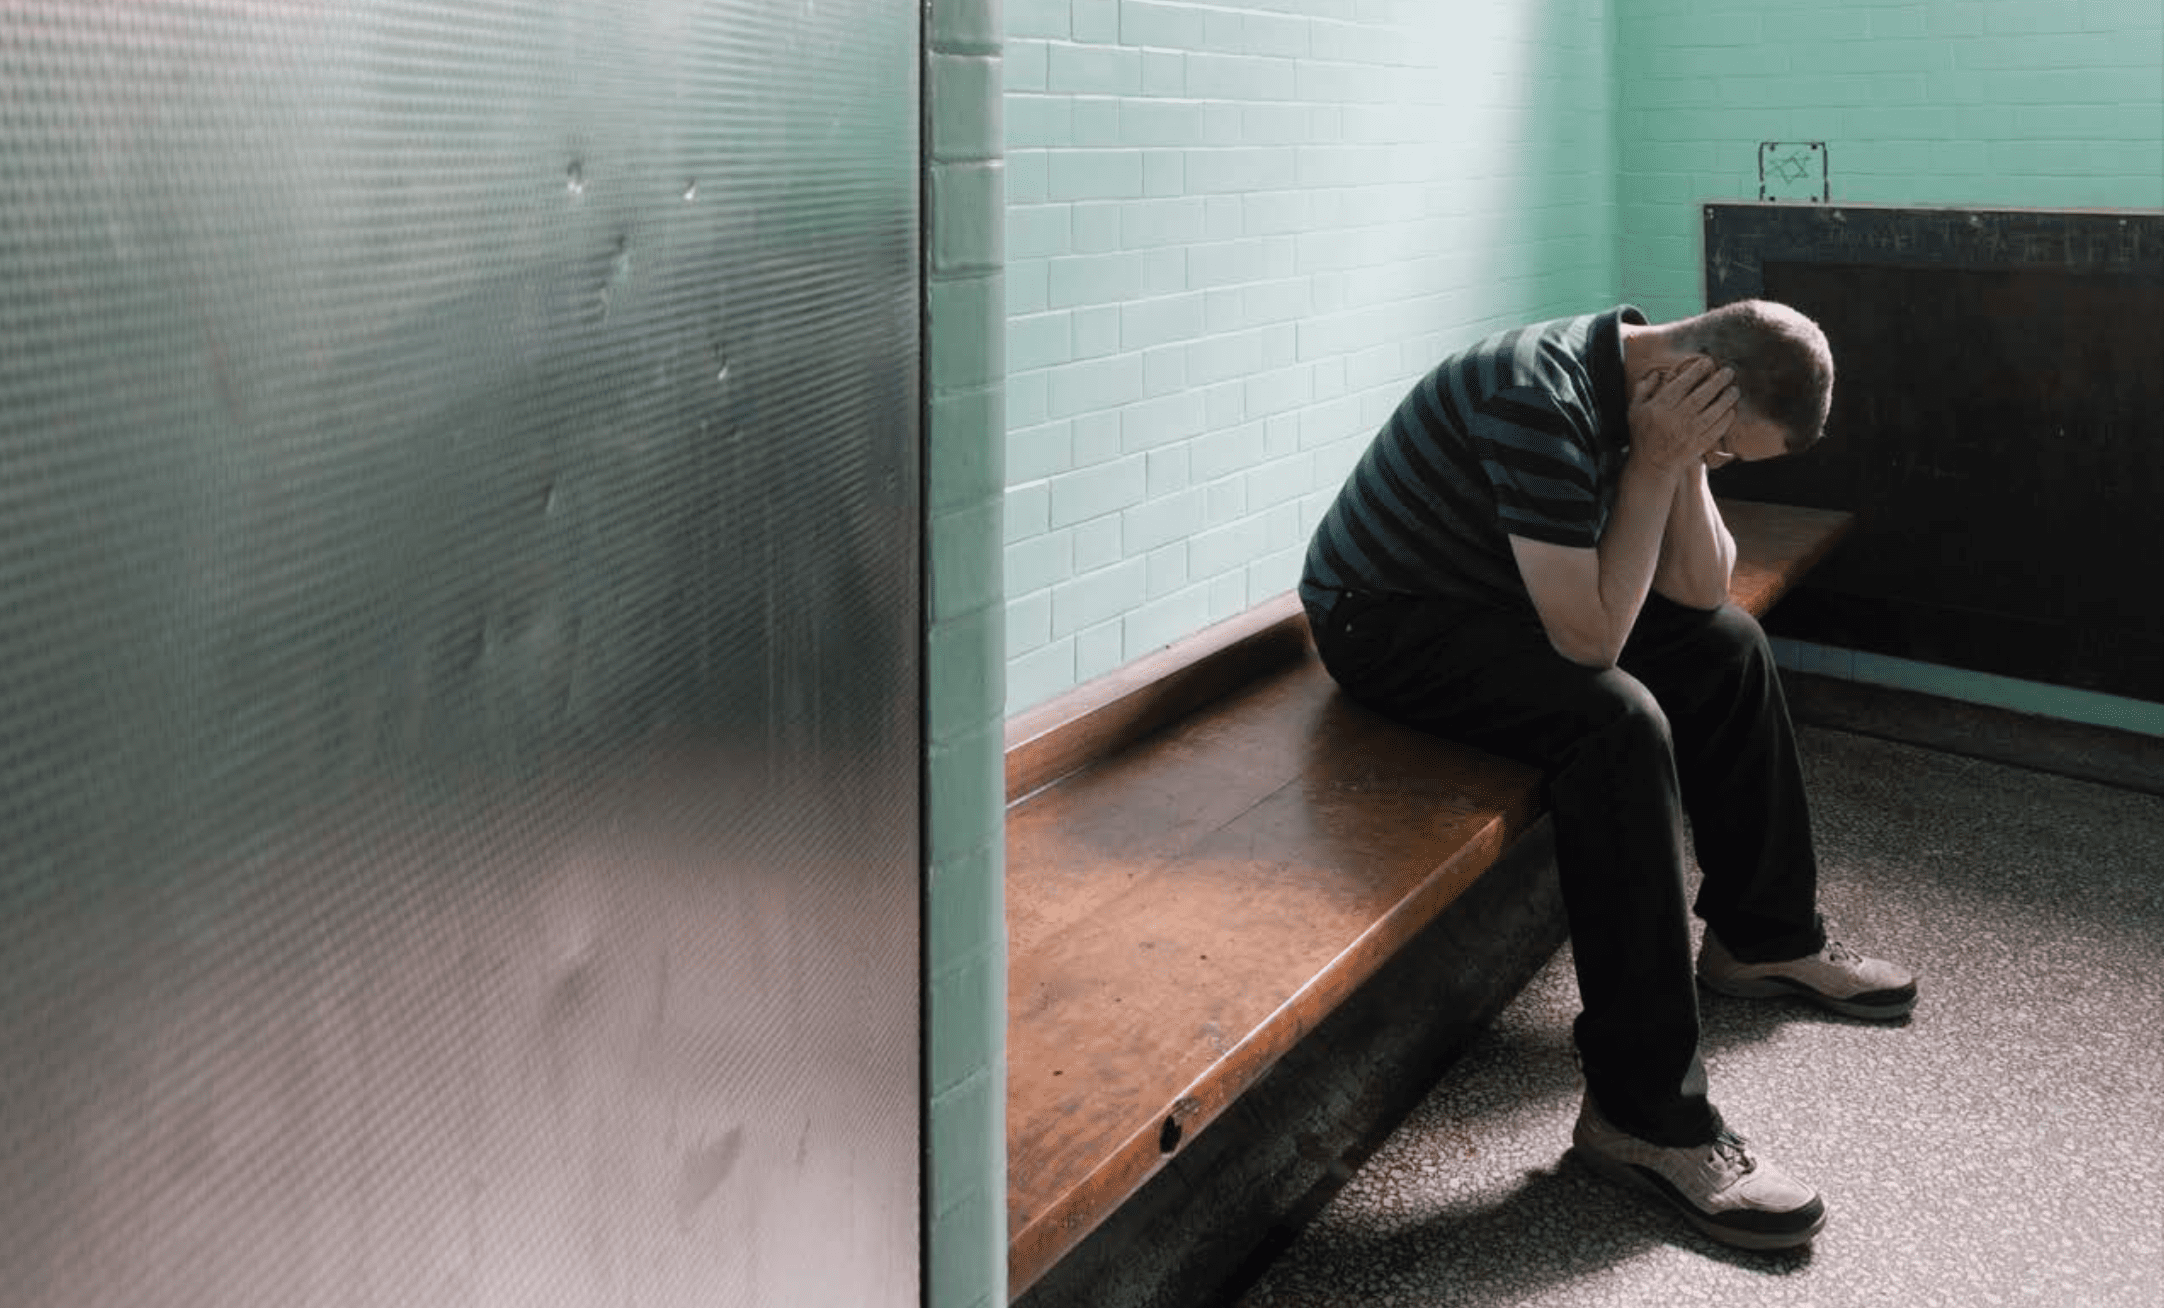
0;3;921;1305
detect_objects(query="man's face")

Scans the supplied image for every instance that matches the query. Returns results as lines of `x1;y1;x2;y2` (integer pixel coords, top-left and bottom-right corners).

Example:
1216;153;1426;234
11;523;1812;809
1704;409;1793;469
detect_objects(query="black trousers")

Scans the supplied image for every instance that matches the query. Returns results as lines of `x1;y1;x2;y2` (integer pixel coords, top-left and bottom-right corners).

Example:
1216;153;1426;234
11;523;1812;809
1305;585;1826;1146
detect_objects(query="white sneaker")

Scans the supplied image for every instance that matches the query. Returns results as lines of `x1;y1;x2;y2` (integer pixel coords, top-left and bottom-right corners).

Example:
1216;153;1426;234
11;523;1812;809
1571;1092;1826;1251
1698;926;1918;1020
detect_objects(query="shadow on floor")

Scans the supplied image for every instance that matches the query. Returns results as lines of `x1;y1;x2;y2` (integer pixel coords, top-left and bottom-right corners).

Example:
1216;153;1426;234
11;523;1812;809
1223;1152;1816;1308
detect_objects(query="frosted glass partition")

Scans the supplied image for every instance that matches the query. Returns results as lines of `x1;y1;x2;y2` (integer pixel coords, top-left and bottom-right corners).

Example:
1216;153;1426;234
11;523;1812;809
0;3;922;1304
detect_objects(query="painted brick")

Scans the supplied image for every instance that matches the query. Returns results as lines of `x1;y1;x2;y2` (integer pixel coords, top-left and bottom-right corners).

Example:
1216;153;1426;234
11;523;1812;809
1185;145;1300;194
1297;392;1366;449
1006;528;1074;597
1245;540;1306;596
928;1065;997;1216
1141;49;1187;96
1075;615;1128;681
1204;288;1243;332
1006;94;1072;149
1049;42;1144;95
1072;514;1124;571
1052;556;1151;636
1205;195;1243;239
1006;38;1051;90
1122;487;1209;552
1048;148;1147;200
1201;7;1243;51
1124;580;1214;656
1007;417;1073;482
1008;370;1049;430
1190;420;1266;480
1188;514;1268;579
1140;247;1189;295
1145;445;1190;497
929;383;1004;516
1201;101;1246;146
1121;291;1206;349
1242;275;1311;325
1007;149;1049;203
1122;0;1207;50
1245;365;1312;420
1007;638;1078;712
1072;200;1124;253
1204;474;1245;527
1007;588;1054;655
1048;251;1144;307
1186;235;1274;288
1005;482;1050;543
1144;541;1190;600
1004;314;1064;378
1072;0;1119;44
1143;149;1186;196
1142;345;1187;397
932;0;1000;53
1242;10;1309;58
1121;196;1210;247
1246;452;1312;510
1207;570;1248;622
929;272;1004;393
1072;97;1123;147
1073;410;1122;465
1007;0;1070;40
1007;204;1072;260
1310;356;1346;401
931;55;1003;161
1120;388;1207;451
926;945;997;1088
1186;51;1298;100
1049;452;1148;528
927;602;1003;744
1072;304;1123;358
1046;352;1146;421
1122;98;1207;147
1006;257;1049;316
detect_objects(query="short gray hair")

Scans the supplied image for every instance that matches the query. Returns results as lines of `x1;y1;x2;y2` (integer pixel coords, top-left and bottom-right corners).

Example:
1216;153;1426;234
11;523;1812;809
1669;300;1834;453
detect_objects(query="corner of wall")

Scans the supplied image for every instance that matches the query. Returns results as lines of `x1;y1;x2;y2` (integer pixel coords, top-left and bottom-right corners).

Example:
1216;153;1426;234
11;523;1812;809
924;3;1008;1307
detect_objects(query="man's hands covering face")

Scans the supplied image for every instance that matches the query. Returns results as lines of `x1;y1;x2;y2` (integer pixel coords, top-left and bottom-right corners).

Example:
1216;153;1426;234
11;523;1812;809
1629;355;1738;474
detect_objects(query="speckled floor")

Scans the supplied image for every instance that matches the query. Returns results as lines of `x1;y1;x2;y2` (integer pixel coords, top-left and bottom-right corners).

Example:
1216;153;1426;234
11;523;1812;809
1231;725;2164;1308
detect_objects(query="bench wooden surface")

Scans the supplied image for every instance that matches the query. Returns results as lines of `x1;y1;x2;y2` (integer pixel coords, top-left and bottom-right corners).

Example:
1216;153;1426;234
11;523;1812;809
1003;499;1855;1299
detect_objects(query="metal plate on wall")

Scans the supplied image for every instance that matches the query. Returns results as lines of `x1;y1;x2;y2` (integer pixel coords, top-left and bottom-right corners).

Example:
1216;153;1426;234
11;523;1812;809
0;3;920;1304
1703;203;2164;702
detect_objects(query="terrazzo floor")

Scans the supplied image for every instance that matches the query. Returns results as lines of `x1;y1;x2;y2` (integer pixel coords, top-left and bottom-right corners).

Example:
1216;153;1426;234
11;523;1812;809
1229;725;2164;1308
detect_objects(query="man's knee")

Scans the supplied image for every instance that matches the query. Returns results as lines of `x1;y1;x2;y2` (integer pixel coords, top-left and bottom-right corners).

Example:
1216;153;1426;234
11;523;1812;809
1584;668;1675;757
1701;603;1773;668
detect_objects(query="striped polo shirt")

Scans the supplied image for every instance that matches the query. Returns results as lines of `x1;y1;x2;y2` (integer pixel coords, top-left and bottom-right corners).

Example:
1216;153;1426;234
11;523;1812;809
1299;305;1645;618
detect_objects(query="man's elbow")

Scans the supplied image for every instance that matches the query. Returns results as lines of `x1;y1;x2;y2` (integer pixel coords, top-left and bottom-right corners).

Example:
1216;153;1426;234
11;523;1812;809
1654;571;1732;612
1547;629;1621;670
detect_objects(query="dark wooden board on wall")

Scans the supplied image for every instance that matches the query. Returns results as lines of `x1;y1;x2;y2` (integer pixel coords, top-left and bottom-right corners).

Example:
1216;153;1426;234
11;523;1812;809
1702;203;2164;705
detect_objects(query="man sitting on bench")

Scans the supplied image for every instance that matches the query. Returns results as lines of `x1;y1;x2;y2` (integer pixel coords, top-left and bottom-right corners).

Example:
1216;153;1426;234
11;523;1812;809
1296;299;1917;1251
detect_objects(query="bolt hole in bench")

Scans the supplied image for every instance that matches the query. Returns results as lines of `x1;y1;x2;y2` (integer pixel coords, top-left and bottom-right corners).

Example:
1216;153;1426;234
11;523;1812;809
1002;500;1854;1308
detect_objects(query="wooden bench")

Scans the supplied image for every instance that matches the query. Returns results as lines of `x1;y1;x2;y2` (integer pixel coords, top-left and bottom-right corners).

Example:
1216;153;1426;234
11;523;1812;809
1003;499;1855;1305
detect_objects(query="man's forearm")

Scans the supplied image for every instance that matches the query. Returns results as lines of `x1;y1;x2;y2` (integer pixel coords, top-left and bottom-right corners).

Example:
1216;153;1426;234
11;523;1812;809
1652;462;1735;609
1583;456;1684;665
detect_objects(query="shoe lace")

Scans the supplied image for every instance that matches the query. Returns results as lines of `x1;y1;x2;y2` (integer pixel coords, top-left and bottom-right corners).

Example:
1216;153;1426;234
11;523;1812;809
1822;937;1862;966
1711;1130;1757;1177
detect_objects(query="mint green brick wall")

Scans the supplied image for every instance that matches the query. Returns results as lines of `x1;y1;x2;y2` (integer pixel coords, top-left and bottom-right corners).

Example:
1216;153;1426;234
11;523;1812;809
924;3;1007;1307
1616;0;2164;320
1002;0;1619;712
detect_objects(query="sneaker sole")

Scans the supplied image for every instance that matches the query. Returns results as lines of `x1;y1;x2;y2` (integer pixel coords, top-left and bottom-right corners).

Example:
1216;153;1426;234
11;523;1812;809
1570;1144;1827;1251
1698;973;1918;1021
